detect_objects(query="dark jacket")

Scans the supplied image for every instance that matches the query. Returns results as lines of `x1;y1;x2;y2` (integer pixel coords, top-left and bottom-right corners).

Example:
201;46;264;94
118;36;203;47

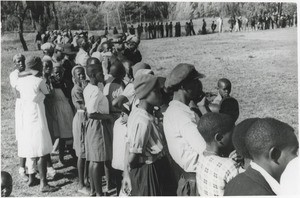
224;167;276;196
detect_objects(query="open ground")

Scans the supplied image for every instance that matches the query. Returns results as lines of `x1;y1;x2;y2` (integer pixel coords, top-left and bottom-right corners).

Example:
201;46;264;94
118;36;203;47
1;27;298;196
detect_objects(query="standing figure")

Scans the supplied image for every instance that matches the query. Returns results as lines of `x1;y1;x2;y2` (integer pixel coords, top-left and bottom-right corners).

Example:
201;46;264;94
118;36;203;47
144;23;148;39
36;31;42;50
190;19;196;35
202;19;207;34
211;21;216;33
169;22;173;37
160;22;164;38
165;22;169;37
217;16;223;33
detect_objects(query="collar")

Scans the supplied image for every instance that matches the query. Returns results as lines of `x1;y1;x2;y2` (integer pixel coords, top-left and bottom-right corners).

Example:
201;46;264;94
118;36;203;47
169;100;191;112
250;161;280;195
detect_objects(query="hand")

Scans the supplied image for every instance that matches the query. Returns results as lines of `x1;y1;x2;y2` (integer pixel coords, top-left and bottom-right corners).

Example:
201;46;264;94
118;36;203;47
229;150;237;159
121;174;132;196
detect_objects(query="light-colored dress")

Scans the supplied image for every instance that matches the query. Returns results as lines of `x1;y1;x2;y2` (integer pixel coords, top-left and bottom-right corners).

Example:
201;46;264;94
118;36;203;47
9;69;23;142
16;76;53;158
50;88;74;139
83;83;111;162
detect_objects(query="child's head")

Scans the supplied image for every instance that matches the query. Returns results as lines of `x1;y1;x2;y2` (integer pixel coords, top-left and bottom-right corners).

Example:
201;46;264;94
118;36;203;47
42;60;53;76
109;59;126;79
52;64;64;82
86;63;104;84
197;113;235;152
232;118;260;160
72;65;86;84
245;118;298;182
217;78;231;98
134;74;163;107
86;57;101;67
13;54;25;72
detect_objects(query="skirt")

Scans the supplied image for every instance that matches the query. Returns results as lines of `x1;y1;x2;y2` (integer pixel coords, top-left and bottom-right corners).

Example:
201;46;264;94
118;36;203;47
18;100;53;158
129;156;176;196
85;118;112;162
72;110;86;158
112;117;127;171
50;89;74;139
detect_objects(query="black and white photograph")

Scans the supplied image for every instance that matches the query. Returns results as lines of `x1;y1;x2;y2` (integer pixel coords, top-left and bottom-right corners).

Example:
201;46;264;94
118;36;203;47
0;0;299;197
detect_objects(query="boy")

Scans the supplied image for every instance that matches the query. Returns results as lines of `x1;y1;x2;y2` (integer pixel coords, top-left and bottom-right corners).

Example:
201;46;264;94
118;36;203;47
224;118;298;196
196;113;240;196
211;78;232;106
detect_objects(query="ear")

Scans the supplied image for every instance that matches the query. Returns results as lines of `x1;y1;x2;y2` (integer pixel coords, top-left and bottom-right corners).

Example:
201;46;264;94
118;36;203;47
214;133;223;143
269;147;281;164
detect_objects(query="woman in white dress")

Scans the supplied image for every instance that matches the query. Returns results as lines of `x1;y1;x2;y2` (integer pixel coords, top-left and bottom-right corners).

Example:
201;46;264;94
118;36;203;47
16;56;56;193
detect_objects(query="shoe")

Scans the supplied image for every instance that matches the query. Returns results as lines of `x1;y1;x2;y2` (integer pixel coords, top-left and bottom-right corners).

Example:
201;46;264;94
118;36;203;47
47;167;57;180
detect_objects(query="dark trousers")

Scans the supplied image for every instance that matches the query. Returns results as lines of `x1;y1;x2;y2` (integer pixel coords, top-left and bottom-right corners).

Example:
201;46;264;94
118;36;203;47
177;172;198;196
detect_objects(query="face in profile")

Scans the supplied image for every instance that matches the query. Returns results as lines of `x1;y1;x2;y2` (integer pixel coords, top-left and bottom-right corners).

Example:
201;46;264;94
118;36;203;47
146;82;163;107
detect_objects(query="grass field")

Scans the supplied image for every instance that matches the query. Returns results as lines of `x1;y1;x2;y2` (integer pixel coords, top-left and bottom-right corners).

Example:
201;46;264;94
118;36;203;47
1;27;298;196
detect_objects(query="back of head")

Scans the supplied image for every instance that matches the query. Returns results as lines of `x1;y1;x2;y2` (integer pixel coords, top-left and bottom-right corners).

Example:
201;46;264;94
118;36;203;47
197;112;235;143
87;57;101;66
245;118;297;159
232;118;259;159
86;63;102;78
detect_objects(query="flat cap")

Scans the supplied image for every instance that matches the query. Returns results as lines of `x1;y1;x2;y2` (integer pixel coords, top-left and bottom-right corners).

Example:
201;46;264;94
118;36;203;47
134;74;158;100
165;63;205;90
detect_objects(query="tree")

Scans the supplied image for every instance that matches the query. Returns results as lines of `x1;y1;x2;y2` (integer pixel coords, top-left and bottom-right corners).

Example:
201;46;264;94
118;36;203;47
1;1;28;51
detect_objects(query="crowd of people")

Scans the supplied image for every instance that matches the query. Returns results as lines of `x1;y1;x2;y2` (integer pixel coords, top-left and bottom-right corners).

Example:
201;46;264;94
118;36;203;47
97;11;298;40
9;22;299;197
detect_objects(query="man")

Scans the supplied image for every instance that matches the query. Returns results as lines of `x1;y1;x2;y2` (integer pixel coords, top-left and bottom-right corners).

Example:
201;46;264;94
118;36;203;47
160;22;164;38
163;63;210;196
169;22;173;37
75;37;90;67
190;19;196;35
165;22;169;37
144;23;148;39
124;35;142;65
217;16;223;33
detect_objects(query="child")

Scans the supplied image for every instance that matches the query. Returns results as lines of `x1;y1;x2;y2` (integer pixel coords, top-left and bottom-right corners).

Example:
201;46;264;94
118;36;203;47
210;78;232;109
49;64;74;164
16;56;55;192
232;118;259;170
83;63;112;196
122;74;172;196
103;59;126;194
224;118;299;196
196;113;240;196
71;65;89;195
9;54;27;182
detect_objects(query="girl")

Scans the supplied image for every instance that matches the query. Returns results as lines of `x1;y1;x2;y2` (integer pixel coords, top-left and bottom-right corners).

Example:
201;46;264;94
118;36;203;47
49;63;74;164
83;64;112;196
71;65;89;195
122;74;172;196
9;54;27;182
16;56;55;192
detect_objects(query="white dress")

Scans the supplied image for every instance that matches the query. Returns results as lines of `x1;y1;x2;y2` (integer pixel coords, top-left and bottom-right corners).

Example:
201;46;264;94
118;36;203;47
16;76;53;158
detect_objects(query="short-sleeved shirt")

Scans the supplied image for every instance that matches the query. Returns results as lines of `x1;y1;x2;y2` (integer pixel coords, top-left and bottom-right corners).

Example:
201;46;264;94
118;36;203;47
9;69;19;88
75;48;90;67
127;107;165;164
83;83;109;114
71;84;84;110
196;154;240;196
163;100;206;172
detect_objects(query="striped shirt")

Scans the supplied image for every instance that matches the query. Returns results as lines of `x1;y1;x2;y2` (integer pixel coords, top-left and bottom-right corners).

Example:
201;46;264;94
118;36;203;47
127;107;165;164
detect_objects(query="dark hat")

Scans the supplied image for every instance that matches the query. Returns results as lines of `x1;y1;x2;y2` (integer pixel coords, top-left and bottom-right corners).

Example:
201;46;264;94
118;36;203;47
165;63;205;90
25;56;43;75
62;43;77;55
134;74;159;99
132;62;151;78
